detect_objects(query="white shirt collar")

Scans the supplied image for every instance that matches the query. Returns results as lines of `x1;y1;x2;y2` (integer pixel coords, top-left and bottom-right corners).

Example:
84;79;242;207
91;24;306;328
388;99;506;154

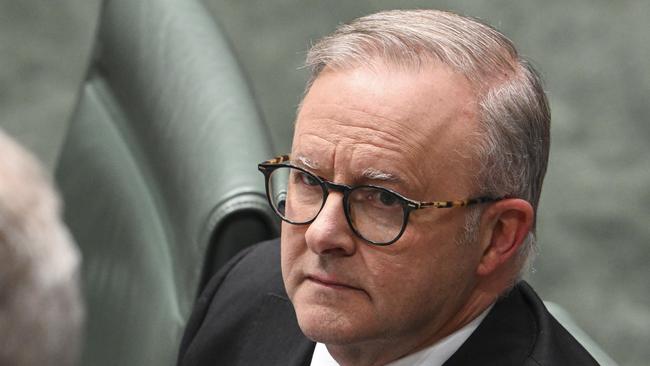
309;305;493;366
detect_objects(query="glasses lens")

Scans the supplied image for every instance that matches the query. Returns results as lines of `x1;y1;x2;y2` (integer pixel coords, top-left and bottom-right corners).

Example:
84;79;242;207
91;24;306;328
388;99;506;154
348;186;406;244
267;166;324;223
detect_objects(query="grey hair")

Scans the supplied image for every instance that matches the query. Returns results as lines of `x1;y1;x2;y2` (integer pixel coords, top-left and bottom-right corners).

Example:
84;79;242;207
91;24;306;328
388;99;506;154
0;129;83;366
303;9;550;275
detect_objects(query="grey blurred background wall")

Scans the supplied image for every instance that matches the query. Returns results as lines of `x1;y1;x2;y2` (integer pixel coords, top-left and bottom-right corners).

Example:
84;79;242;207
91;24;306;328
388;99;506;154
1;0;648;365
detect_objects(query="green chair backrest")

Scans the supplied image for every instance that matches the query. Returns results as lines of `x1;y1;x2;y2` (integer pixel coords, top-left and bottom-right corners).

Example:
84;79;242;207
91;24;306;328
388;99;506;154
55;0;278;365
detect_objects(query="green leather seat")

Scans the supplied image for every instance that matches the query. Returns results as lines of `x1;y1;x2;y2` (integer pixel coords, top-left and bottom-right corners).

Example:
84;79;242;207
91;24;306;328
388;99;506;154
55;0;278;365
55;1;620;366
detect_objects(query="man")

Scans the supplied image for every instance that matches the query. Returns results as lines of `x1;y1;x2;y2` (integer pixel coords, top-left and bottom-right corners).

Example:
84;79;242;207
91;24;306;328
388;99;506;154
178;9;598;366
0;129;83;366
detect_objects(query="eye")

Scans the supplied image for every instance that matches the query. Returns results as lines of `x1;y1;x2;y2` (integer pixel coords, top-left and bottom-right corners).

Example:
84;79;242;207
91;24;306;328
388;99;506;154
355;188;400;207
296;171;320;186
378;190;399;206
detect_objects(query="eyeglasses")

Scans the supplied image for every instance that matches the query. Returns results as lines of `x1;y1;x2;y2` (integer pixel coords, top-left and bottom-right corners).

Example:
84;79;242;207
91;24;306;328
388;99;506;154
258;155;502;245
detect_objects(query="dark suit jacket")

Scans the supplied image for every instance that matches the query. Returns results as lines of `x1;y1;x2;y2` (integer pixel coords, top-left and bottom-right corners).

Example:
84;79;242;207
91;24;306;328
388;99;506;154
178;239;598;366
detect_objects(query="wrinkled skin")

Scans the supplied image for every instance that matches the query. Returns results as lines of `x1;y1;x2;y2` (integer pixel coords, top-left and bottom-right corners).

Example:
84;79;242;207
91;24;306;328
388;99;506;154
280;62;502;366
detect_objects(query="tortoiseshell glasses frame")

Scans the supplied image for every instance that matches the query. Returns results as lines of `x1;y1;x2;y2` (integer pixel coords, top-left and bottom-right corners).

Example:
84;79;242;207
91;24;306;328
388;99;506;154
258;154;503;245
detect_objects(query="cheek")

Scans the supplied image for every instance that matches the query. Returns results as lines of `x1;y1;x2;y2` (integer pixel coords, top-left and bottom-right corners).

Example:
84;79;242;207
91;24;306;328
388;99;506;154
362;242;476;333
361;245;433;306
358;253;444;336
362;229;468;305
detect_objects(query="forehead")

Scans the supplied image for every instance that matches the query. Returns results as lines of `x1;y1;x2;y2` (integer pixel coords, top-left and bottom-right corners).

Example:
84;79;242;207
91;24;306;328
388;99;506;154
293;63;479;195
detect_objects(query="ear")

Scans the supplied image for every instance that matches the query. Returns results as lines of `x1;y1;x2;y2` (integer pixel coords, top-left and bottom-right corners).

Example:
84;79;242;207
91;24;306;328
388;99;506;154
476;198;534;276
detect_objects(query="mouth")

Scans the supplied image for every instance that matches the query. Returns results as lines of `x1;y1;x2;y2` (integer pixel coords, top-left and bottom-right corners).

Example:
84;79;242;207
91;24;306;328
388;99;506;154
306;275;361;291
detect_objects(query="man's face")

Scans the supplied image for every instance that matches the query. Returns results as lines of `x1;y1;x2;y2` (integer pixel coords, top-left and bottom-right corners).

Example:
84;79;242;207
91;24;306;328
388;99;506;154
281;62;485;348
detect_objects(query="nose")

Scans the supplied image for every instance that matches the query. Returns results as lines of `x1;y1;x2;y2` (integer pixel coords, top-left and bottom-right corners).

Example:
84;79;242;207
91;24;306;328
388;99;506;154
304;192;357;257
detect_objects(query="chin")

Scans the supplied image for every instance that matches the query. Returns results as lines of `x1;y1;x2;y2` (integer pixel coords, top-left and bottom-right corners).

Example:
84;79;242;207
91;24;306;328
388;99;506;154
294;300;374;345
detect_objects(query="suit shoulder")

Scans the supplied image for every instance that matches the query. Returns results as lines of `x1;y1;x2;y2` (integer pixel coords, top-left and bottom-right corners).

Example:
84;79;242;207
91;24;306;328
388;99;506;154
178;238;286;365
207;237;285;299
517;282;599;366
445;281;599;366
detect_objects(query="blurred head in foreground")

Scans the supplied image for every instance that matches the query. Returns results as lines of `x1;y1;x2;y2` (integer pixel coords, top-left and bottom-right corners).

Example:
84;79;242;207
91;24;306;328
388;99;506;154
0;129;83;366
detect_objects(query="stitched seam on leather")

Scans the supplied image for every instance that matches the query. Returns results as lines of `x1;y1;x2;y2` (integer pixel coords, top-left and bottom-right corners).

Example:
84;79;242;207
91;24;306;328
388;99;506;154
198;191;275;248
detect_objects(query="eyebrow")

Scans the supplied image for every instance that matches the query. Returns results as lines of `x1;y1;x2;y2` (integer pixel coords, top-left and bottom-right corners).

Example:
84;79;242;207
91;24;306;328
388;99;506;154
361;167;400;183
292;155;402;184
292;155;319;170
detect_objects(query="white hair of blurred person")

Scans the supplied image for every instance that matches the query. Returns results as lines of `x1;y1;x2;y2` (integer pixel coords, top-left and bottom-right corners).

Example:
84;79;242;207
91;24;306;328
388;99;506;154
0;129;83;366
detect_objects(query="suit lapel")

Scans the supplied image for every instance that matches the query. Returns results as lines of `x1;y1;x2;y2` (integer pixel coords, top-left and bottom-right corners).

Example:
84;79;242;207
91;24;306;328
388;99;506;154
239;293;315;366
443;284;535;365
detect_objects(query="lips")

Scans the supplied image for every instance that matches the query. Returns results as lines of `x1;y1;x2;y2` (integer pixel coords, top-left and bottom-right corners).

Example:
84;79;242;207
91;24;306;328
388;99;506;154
306;274;361;291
